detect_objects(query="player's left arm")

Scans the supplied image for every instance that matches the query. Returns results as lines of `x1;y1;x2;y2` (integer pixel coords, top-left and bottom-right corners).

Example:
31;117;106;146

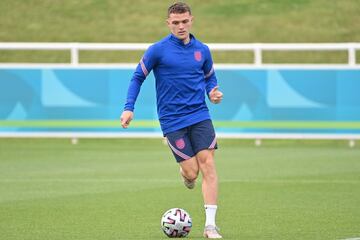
203;46;223;104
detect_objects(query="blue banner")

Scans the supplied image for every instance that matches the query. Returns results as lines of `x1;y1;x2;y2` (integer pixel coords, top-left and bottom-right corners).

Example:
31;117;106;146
1;67;359;134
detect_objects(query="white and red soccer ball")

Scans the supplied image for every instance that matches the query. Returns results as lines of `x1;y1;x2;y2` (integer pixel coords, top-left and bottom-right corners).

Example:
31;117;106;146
161;208;192;238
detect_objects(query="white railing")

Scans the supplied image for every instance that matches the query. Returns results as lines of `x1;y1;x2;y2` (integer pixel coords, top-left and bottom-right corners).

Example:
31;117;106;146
0;42;359;66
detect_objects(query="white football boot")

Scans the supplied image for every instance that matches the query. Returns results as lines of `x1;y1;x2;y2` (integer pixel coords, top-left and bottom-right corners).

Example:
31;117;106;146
203;225;222;239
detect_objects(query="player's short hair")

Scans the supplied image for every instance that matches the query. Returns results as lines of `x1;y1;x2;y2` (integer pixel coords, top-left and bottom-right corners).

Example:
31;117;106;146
168;2;191;17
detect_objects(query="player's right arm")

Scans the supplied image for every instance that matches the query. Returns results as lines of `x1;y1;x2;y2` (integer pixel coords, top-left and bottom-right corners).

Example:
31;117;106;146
121;44;159;128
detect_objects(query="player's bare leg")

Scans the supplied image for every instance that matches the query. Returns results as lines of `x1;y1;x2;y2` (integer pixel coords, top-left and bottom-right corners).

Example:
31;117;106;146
196;149;222;239
196;149;218;204
179;156;199;189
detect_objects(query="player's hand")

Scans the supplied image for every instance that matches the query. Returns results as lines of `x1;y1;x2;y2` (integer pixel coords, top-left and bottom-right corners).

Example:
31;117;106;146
209;86;223;104
120;110;134;128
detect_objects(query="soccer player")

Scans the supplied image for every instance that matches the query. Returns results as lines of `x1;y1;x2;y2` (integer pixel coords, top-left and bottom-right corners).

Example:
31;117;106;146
120;2;223;238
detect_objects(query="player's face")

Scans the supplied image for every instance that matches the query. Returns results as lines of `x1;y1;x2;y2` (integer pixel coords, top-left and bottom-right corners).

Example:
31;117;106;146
167;12;193;44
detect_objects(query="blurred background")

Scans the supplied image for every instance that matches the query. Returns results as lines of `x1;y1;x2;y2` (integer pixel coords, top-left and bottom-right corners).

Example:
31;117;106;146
1;0;359;63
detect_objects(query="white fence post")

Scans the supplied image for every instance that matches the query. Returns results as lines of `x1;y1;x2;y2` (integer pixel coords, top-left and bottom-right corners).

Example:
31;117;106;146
71;44;79;66
348;44;356;66
254;44;262;66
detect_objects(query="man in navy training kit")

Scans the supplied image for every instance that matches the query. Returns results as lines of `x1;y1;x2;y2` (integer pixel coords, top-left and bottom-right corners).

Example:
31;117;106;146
120;2;223;238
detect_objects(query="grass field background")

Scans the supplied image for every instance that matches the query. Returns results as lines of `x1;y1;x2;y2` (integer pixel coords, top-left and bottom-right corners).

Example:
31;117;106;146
1;0;359;43
0;138;359;239
0;0;359;63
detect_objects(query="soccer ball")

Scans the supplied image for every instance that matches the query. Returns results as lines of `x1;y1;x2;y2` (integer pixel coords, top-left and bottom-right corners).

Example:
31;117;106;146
160;208;192;238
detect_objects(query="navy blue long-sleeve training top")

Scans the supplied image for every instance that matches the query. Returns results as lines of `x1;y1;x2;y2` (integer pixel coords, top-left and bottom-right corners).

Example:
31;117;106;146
124;34;218;135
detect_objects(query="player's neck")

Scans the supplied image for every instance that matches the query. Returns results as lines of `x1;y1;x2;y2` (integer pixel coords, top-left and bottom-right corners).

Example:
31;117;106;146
182;36;190;45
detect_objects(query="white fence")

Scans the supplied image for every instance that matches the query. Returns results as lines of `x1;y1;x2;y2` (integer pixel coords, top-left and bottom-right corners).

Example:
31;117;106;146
0;42;359;66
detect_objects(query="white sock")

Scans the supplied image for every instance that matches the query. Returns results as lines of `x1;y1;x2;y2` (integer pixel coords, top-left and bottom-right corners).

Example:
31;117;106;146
204;204;217;227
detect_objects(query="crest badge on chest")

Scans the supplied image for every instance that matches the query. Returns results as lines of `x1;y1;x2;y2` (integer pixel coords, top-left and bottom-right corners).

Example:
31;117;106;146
194;51;202;62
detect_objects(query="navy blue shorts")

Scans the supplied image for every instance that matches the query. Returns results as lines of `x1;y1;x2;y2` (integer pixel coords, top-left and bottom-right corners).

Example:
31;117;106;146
165;119;218;162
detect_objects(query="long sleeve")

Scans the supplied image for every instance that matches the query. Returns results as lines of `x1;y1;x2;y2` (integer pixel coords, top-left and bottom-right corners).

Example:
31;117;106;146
124;45;158;111
203;45;218;95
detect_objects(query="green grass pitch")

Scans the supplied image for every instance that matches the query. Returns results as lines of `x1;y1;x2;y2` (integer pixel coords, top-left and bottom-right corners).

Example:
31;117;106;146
1;0;360;64
0;138;359;240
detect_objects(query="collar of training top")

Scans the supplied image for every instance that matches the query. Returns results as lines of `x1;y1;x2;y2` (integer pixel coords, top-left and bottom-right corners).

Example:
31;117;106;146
169;33;195;47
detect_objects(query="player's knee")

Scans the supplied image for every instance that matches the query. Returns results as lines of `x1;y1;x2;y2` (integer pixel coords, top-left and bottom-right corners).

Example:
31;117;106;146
199;163;215;180
182;168;199;181
197;155;213;166
197;155;217;178
196;149;214;165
